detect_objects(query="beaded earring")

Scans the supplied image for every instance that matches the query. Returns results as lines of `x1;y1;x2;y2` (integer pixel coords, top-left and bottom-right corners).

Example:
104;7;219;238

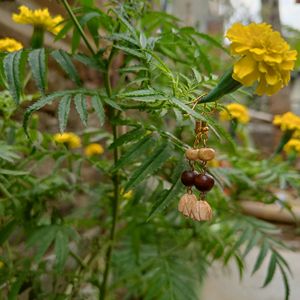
178;120;215;221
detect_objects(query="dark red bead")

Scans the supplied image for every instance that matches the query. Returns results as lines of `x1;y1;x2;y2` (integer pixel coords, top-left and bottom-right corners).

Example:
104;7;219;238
181;170;197;186
194;173;214;192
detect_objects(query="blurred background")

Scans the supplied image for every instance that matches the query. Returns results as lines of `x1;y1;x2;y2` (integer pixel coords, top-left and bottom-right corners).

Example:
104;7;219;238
0;1;300;299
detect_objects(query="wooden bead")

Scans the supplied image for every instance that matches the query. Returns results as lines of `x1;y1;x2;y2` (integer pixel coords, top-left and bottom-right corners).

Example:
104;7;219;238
194;173;215;192
198;147;215;161
185;148;199;160
181;170;197;186
178;193;197;217
190;200;212;221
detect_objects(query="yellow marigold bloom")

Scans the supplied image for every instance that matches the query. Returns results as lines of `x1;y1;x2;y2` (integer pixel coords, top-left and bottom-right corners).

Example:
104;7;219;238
219;103;250;124
84;143;104;157
0;38;23;52
273;112;300;133
53;132;81;149
284;139;300;155
12;6;63;35
226;23;297;96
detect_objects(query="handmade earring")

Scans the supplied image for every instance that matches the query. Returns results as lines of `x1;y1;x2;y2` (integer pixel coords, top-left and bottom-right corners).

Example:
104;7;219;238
178;121;215;221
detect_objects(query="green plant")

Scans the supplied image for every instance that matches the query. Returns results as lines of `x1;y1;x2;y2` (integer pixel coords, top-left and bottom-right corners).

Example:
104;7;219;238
0;1;298;299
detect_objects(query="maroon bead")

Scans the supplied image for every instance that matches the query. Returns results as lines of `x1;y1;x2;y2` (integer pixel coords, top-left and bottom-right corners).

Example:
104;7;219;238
181;170;197;186
194;173;215;192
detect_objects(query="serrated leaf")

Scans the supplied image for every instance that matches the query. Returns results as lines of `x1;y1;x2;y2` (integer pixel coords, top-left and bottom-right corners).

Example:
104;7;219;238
58;95;72;132
252;241;269;274
112;8;138;40
263;252;277;287
51;49;82;86
28;48;47;95
55;230;69;272
147;161;185;220
91;95;105;126
23;91;67;136
124;142;170;191
119;89;161;98
74;94;88;126
170;97;206;121
112;135;154;171
110;33;139;46
109;127;145;149
103;97;123;111
4;50;24;104
114;45;144;59
119;89;166;102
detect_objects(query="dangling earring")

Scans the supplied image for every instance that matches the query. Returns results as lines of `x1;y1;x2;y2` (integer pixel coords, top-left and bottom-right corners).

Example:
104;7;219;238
178;120;215;221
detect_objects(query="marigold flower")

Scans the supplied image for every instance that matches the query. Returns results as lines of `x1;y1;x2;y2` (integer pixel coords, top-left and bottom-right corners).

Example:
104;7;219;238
0;38;23;52
84;143;104;157
12;6;63;35
219;103;250;124
53;132;81;149
283;139;300;155
226;23;297;96
273;112;300;133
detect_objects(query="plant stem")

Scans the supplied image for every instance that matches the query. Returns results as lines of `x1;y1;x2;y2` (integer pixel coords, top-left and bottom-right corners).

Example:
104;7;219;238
99;48;119;300
61;0;96;56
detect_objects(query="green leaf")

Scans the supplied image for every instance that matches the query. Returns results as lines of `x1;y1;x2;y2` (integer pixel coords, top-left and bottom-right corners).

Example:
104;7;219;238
252;241;269;274
4;50;25;104
109;127;145;149
118;89;166;102
27;225;58;263
114;45;144;59
51;49;82;86
23;91;68;136
0;220;16;246
243;231;261;257
58;95;72;132
72;27;81;54
0;169;29;176
263;252;277;287
278;264;290;300
74;94;88;126
0;144;20;162
103;97;123;111
91;95;105;126
28;48;47;95
110;33;139;46
8;275;25;300
119;89;161;98
170;97;206;121
0;53;7;88
112;135;154;171
112;8;138;40
124;142;170;191
148;161;185;220
55;230;69;272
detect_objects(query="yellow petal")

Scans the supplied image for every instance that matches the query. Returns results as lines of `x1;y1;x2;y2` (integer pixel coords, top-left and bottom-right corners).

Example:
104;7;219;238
233;55;257;83
264;54;282;64
265;67;279;85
